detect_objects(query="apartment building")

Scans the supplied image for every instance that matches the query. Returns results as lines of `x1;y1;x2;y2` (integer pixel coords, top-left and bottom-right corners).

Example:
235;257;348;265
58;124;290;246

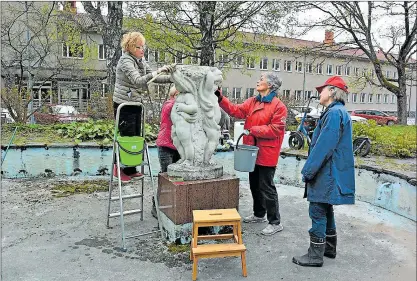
2;2;416;116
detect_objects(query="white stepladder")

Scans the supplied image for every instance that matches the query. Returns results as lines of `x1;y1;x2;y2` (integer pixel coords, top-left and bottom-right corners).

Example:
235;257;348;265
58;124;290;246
106;102;163;251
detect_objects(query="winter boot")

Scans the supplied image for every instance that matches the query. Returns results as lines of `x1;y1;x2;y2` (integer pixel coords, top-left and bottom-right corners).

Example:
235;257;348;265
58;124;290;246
292;234;326;267
113;164;131;183
324;229;337;258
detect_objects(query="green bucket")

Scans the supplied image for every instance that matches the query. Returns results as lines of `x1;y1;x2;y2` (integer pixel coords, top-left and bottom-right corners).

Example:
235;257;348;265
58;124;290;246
117;135;145;166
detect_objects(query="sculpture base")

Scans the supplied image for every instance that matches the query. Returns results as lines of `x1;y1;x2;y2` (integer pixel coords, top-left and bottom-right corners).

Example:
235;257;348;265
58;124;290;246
167;163;223;181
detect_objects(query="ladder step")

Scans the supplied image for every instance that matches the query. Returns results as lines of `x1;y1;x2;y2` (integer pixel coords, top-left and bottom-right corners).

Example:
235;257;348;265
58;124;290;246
192;243;246;256
109;209;142;218
110;193;143;201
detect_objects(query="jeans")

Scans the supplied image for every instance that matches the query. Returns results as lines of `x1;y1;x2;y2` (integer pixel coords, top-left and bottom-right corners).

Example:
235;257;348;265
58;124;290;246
158;146;180;173
249;164;281;225
113;102;142;175
308;202;336;238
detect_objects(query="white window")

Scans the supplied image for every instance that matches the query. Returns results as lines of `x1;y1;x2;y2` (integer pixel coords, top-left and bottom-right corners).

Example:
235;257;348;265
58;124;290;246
384;94;389;103
327;64;333;75
393;72;398;79
144;48;150;61
246;57;255;69
305;63;313;73
376;94;381;103
362;68;367;77
190;51;199;65
391;94;396;104
260;57;268;70
246;88;255;98
316;63;323;74
233;87;242;99
352;93;358;103
360;93;366;103
344;66;351;76
295;90;302;101
234;55;244;68
283;90;291;98
221;87;229;97
304;90;312;100
295;61;303;72
336;65;342;75
101;83;109;97
386;70;391;78
368;93;373;103
98;44;106;60
354;67;360;76
272;59;280;71
174;51;184;64
62;42;83;58
218;54;228;65
284;60;292;72
315;90;320;97
153;50;160;62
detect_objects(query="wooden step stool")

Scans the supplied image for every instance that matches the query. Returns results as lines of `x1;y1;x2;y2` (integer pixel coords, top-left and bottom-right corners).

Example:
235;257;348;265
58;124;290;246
191;208;247;281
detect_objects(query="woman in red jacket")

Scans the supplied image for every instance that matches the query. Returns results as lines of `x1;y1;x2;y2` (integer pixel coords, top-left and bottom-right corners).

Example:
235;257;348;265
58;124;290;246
215;73;287;236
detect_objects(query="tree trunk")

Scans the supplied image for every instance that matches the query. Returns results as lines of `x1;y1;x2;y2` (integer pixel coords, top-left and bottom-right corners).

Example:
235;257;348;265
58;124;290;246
397;76;408;124
199;2;216;66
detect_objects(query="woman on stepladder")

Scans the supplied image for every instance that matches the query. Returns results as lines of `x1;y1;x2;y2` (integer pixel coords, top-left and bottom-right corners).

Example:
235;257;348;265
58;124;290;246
113;31;175;182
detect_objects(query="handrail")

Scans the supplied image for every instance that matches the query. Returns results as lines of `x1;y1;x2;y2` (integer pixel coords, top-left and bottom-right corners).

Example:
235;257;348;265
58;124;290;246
1;126;18;166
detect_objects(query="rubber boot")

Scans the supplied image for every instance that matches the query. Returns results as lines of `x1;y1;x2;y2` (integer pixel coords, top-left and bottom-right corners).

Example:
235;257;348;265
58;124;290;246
151;197;158;219
113;164;131;182
292;234;326;267
324;229;337;258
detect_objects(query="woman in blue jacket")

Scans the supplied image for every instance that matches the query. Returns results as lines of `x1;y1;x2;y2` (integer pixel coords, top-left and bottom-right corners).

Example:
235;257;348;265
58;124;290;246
293;76;355;267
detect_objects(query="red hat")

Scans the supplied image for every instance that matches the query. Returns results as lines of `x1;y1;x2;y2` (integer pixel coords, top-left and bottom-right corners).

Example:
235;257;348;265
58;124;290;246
316;76;348;93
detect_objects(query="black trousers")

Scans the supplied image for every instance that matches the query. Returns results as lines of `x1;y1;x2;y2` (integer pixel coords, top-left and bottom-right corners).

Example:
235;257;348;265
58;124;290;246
158;146;180;173
249;164;281;225
113;102;142;175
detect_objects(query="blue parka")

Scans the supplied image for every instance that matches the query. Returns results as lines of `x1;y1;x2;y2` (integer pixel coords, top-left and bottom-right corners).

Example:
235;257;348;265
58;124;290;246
301;101;355;205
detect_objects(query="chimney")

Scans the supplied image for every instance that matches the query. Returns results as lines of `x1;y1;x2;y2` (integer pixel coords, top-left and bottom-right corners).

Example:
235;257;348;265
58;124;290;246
324;30;334;45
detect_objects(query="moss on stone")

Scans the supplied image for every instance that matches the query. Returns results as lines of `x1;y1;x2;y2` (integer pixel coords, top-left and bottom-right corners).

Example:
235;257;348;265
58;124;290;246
50;180;108;197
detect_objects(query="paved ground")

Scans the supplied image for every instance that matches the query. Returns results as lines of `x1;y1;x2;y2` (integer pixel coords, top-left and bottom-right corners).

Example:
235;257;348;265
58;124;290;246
1;177;416;281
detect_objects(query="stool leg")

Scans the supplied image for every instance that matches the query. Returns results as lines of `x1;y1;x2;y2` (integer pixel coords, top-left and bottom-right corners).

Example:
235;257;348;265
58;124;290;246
241;251;247;277
233;222;238;243
192;257;198;281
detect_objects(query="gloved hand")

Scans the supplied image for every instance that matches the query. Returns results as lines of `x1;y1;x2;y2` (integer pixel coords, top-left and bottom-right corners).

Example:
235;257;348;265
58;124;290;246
214;87;222;102
243;129;250;136
157;64;176;74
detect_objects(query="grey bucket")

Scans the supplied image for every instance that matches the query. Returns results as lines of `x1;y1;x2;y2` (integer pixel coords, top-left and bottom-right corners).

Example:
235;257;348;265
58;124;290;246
234;133;259;172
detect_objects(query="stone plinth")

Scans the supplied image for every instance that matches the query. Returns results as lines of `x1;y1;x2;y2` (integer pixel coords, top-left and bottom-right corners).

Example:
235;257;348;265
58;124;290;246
157;173;239;243
167;163;223;181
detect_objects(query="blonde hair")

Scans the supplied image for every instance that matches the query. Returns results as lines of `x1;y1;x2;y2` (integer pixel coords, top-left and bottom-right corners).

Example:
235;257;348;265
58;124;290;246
169;85;178;98
120;32;145;53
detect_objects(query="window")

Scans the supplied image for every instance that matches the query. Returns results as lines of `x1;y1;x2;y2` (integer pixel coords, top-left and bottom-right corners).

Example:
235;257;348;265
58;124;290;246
360;93;366;103
272;59;280;71
371;69;375;79
304;90;312;100
218;54;228;65
393;72;397;79
144;48;150;61
368;93;373;103
345;66;351;76
221;87;229;97
336;65;342;75
190;51;199;65
283;90;291;99
246;88;255;99
284;60;292;72
101;83;109;97
354;67;360;76
362;68;367;77
384;94;389;103
246;57;255;69
316;63;323;74
346;93;349;103
352;93;358;103
386;70;391;78
295;90;302;101
295;61;303;72
62;42;83;58
174;51;184;64
391;94;396;104
234;55;244;68
376;94;381;103
260;57;268;70
305;63;313;73
153;50;160;62
98;44;106;60
233;87;242;99
327;64;333;75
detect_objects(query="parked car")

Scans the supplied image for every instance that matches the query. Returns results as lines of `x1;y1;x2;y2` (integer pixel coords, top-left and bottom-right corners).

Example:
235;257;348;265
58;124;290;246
1;108;15;124
351;110;398;125
350;115;367;123
34;105;88;124
292;105;323;123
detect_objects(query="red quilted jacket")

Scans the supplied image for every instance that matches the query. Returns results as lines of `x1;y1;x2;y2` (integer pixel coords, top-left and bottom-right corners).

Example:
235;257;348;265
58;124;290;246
156;98;177;150
220;93;287;167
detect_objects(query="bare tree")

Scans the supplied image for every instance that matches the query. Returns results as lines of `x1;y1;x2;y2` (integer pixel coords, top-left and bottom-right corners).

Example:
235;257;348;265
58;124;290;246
81;1;123;93
289;2;417;124
125;1;290;67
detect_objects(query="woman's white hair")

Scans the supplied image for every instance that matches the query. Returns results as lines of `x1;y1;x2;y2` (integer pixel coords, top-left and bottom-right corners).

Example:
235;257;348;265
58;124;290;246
327;85;347;104
265;72;282;92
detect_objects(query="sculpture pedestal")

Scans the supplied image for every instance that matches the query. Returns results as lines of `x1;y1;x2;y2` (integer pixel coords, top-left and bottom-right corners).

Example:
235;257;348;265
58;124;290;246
157;173;239;244
167;163;223;181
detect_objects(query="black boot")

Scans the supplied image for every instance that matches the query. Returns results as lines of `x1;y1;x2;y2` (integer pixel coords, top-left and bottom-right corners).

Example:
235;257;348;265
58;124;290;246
151;197;158;219
324;229;337;258
292;234;326;267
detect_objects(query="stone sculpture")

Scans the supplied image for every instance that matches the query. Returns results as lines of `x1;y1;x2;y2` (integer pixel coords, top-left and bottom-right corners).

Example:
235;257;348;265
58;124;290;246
168;65;223;180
